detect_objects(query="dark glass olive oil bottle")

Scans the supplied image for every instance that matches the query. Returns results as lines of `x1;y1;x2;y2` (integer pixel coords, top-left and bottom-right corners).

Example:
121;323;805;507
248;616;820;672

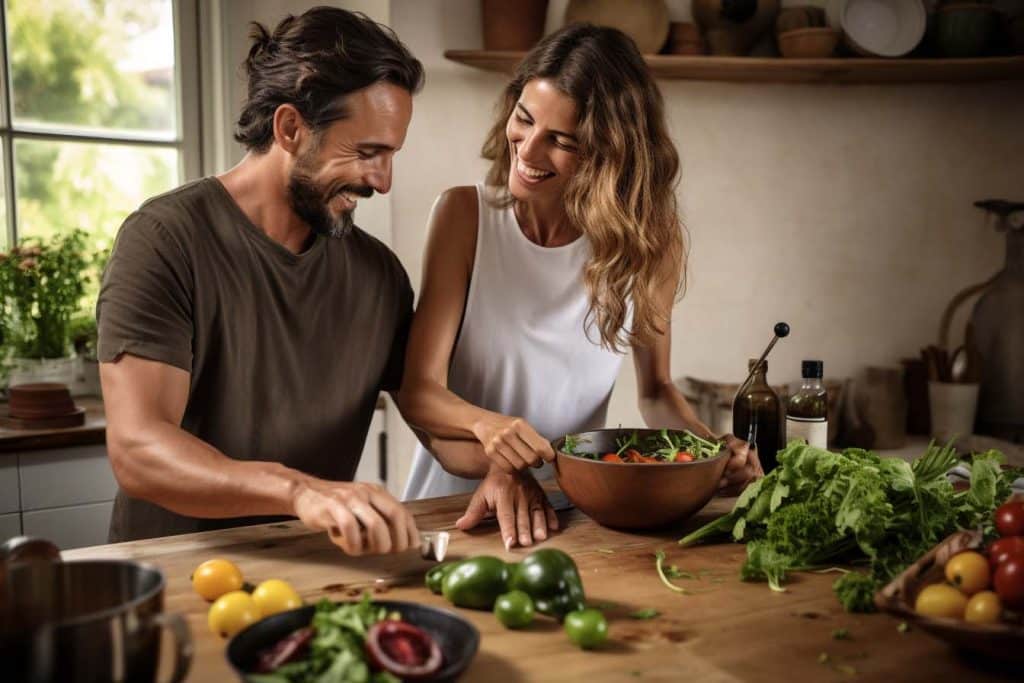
733;359;783;473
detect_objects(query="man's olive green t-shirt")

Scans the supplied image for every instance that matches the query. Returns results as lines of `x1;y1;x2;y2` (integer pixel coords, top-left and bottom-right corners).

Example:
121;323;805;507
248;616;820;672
97;177;412;542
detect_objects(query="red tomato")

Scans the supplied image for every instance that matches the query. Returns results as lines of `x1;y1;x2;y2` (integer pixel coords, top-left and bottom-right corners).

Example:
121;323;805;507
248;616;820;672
995;501;1024;537
993;557;1024;611
989;536;1024;567
674;452;694;463
600;453;621;463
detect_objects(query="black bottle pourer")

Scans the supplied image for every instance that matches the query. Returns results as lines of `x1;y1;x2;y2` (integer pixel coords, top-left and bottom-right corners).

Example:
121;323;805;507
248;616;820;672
737;322;790;395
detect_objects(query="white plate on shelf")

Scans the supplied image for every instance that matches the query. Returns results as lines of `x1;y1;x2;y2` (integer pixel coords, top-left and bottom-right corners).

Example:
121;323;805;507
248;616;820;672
841;0;927;57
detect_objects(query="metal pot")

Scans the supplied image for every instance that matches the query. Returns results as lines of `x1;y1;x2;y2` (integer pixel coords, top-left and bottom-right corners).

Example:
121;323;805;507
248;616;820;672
0;536;192;683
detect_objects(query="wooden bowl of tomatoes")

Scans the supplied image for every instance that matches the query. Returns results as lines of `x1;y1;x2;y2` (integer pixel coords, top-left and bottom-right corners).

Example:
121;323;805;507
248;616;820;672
875;500;1024;663
552;428;730;530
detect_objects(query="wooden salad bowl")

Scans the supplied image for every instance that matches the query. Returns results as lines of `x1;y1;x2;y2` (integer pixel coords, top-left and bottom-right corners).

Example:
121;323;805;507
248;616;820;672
551;428;729;530
875;529;1024;663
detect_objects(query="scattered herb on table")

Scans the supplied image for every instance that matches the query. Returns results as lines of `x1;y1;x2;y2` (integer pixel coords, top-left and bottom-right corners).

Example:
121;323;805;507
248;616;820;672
897;622;909;634
655;550;691;595
832;627;850;640
630;608;660;620
677;440;1021;611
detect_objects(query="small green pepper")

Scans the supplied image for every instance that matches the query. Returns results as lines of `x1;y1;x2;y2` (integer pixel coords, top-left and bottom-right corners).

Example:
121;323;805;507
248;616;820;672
509;548;586;620
425;561;458;595
441;556;510;609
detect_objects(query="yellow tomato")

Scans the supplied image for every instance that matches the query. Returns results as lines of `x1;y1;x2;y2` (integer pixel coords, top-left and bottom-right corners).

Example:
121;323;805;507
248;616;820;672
251;579;303;618
915;583;968;619
191;558;244;602
944;551;991;596
208;590;259;638
964;591;1002;624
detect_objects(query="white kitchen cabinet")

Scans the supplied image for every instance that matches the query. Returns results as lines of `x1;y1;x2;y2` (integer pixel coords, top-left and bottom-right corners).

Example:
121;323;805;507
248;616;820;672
0;456;19;514
22;501;114;550
0;511;21;541
18;444;117;510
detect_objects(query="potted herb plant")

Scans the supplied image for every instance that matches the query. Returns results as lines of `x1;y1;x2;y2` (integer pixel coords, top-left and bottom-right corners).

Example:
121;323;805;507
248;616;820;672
0;229;95;390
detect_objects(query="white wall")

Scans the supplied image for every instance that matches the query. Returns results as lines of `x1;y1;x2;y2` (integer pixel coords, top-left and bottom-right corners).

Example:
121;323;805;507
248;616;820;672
212;1;1022;495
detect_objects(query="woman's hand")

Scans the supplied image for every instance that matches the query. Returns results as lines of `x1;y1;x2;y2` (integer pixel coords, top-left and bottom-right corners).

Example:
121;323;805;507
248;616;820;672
716;434;763;497
470;413;555;473
456;467;559;549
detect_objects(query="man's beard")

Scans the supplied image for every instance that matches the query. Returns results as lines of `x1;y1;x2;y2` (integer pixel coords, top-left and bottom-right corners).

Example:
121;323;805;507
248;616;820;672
287;154;373;239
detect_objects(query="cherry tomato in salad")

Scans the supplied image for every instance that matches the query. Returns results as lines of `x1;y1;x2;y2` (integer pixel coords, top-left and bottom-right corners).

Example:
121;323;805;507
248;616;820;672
601;453;622;463
674;452;694;463
995;501;1024;537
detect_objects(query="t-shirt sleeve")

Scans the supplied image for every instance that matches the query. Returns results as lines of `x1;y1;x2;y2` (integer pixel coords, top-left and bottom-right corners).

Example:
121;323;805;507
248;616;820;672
379;271;414;393
96;211;194;372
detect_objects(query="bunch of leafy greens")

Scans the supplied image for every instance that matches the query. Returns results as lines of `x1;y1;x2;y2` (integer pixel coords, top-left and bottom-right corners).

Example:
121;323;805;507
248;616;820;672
248;596;400;683
678;441;1020;612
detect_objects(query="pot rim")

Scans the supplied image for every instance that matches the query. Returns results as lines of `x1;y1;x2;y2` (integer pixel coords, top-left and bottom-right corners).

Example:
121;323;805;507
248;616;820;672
6;559;167;631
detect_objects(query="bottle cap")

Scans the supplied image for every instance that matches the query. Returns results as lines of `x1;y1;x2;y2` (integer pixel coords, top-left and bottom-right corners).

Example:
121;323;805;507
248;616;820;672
802;360;823;378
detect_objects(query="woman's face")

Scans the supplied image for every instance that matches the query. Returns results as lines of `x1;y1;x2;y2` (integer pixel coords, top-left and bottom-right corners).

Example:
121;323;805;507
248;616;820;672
505;79;579;203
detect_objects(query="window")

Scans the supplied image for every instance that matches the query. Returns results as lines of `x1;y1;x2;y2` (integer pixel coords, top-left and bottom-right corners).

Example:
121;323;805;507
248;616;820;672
0;0;200;253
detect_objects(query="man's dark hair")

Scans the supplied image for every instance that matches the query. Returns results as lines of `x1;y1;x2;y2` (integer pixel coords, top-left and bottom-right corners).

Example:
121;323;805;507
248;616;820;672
234;6;424;153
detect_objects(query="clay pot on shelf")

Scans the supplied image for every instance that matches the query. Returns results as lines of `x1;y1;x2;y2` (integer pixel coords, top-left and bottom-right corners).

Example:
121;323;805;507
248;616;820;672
692;0;781;56
664;21;705;55
481;0;549;51
563;0;670;54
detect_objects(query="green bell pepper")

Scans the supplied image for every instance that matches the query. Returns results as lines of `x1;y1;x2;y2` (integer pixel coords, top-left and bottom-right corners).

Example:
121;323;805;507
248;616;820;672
509;548;586;620
441;556;510;609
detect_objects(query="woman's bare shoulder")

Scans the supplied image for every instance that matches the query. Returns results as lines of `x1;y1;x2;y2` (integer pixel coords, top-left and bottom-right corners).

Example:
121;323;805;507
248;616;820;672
428;185;479;245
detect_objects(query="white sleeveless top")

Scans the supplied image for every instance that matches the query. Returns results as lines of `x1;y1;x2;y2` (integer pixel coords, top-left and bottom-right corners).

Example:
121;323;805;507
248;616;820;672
402;184;630;501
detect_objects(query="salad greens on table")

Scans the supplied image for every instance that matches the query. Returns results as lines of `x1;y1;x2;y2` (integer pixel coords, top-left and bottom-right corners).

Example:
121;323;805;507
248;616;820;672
562;428;722;463
247;596;400;683
677;440;1023;612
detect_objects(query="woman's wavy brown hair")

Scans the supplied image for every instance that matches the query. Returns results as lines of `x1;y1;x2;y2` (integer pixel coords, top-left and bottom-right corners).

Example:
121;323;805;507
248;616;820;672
482;23;685;352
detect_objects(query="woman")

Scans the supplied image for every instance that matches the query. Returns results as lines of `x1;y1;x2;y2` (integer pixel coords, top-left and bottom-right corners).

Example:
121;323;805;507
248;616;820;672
397;24;760;549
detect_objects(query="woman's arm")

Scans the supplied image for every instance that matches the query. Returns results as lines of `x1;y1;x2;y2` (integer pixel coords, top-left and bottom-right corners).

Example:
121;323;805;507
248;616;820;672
395;187;553;473
632;254;762;494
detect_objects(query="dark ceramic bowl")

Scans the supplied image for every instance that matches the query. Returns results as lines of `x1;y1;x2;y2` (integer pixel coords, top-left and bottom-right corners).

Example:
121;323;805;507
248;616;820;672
552;428;729;530
226;600;479;682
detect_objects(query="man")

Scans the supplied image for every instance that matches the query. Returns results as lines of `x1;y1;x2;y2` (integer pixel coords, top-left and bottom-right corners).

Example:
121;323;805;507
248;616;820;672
97;7;423;554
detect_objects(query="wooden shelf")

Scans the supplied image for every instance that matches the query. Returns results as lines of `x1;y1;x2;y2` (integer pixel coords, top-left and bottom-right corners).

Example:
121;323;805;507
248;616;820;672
444;50;1024;84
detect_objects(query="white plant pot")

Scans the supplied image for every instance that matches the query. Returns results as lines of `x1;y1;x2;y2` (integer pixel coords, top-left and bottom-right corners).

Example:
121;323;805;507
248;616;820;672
6;356;76;389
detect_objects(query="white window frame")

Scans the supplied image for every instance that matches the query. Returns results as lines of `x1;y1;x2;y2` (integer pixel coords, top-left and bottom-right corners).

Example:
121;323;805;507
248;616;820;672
0;0;202;246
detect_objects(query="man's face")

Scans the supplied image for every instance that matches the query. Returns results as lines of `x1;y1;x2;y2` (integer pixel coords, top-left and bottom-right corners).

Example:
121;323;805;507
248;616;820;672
288;81;412;238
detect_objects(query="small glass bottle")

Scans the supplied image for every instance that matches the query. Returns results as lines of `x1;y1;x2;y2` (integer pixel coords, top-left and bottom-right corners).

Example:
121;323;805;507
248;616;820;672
733;359;783;473
787;360;828;449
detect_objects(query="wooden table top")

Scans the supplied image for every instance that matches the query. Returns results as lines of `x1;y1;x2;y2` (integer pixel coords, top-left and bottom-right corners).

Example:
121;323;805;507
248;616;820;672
64;491;1012;682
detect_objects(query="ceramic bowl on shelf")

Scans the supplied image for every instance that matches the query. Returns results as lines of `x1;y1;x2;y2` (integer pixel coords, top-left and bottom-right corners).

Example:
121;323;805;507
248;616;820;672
841;0;927;57
778;27;841;58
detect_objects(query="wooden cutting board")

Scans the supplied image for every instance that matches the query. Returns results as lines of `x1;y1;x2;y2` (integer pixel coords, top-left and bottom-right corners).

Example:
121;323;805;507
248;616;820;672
64;492;1012;682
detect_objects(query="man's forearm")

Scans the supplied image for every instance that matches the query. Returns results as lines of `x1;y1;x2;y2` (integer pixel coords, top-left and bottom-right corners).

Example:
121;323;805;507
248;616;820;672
109;420;310;519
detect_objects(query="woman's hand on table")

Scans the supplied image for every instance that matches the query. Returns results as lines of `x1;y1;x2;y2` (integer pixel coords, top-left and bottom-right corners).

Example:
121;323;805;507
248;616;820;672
470;413;555;472
456;467;559;549
291;479;419;556
717;434;763;497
